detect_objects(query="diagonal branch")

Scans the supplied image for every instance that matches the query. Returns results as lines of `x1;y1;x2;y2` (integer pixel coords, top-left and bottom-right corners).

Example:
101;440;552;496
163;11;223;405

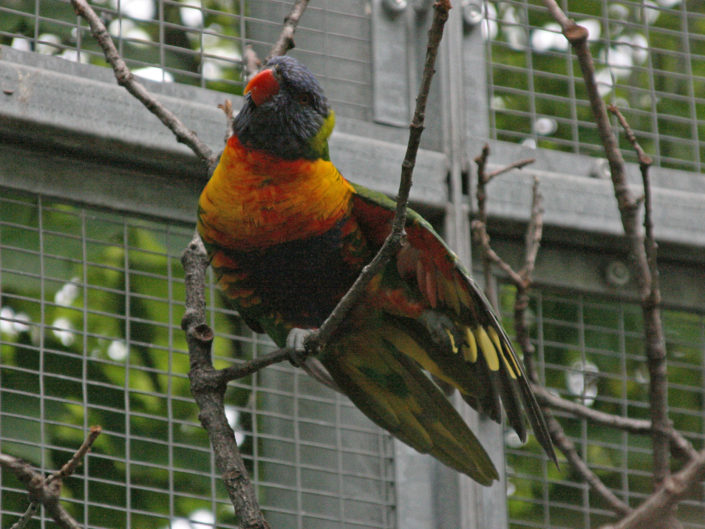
303;0;451;355
532;385;698;461
69;0;216;169
268;0;310;59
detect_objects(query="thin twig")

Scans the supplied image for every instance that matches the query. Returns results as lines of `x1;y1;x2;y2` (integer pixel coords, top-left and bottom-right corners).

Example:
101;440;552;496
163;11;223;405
598;449;705;529
217;99;235;143
513;177;543;380
473;144;496;304
472;145;535;299
532;385;698;461
0;427;102;529
542;0;671;490
472;145;633;514
69;0;216;169
9;502;39;529
243;45;262;81
48;425;102;484
545;408;633;516
486;157;536;183
520;177;543;280
609;105;660;310
471;221;525;287
267;0;311;59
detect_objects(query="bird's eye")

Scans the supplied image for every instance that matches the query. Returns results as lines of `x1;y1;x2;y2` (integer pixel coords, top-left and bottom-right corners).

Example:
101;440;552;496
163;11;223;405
298;93;312;106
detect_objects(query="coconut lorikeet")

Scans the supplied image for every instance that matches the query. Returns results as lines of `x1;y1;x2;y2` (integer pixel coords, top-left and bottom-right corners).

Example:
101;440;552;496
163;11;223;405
197;55;555;484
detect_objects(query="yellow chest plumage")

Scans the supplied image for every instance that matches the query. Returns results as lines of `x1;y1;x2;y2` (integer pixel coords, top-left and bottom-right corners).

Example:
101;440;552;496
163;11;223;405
198;136;355;251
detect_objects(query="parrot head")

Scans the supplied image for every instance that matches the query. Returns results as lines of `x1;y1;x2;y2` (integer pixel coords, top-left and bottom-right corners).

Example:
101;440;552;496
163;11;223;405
234;55;335;160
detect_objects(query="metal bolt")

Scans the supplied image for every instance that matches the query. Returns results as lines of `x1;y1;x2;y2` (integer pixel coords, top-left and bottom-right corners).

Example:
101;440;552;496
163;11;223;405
462;0;484;28
604;260;630;287
382;0;408;15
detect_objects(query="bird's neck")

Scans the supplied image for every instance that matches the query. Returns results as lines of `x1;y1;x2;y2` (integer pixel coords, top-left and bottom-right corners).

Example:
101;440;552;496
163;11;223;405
198;136;354;250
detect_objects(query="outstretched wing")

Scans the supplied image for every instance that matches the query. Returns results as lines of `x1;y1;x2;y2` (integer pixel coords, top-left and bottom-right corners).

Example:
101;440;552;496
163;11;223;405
349;182;555;462
322;322;499;484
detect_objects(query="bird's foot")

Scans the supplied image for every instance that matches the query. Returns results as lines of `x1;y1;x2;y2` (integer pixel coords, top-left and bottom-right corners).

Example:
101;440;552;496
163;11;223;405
285;327;317;367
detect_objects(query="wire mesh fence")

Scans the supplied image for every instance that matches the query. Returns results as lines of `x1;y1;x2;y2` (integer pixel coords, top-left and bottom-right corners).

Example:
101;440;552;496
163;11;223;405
0;187;396;529
484;0;705;173
502;286;705;529
2;1;705;528
0;0;373;121
4;0;702;170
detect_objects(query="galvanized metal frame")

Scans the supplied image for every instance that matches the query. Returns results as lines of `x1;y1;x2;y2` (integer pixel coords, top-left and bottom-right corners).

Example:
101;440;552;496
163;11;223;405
3;1;705;527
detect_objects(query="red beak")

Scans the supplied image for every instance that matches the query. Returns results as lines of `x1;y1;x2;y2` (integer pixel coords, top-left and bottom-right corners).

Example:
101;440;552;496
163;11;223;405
244;68;280;106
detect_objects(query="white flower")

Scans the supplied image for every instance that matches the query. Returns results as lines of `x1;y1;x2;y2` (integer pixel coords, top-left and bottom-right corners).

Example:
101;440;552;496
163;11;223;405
112;0;155;21
530;23;567;53
190;509;215;527
52;317;75;347
133;67;174;82
107;340;128;361
12;312;30;333
55;280;80;306
566;360;599;407
224;405;246;446
1;307;18;338
180;0;204;28
534;117;557;136
36;33;61;55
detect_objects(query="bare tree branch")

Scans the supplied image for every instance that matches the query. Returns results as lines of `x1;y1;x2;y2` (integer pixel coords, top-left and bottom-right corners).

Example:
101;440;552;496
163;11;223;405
69;0;216;169
486;158;536;183
243;45;262;81
608;105;660;312
48;426;102;485
520;176;543;280
1;427;102;529
181;234;271;529
546;410;633;516
598;449;705;529
532;385;699;462
472;145;633;515
267;0;310;59
473;145;534;303
542;0;671;490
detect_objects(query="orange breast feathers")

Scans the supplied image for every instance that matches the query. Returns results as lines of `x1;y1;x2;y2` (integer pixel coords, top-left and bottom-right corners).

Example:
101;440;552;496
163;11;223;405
198;136;355;250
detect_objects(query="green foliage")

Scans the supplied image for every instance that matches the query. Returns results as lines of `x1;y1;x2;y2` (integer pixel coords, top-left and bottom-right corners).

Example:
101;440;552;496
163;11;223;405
0;0;245;93
0;190;259;528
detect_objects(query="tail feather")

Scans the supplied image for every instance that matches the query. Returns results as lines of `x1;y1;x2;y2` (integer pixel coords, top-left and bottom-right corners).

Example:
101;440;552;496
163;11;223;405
322;330;499;485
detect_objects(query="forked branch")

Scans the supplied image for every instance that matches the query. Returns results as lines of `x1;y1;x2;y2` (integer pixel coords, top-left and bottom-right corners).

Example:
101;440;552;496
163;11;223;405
1;426;102;529
472;146;631;516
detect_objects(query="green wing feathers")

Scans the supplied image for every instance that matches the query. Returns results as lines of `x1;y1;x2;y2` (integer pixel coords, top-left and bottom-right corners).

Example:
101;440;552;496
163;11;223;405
349;184;556;464
321;326;499;485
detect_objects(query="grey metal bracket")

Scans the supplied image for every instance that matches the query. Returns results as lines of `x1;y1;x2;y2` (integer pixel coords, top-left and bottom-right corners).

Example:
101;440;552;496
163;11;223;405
372;0;433;127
